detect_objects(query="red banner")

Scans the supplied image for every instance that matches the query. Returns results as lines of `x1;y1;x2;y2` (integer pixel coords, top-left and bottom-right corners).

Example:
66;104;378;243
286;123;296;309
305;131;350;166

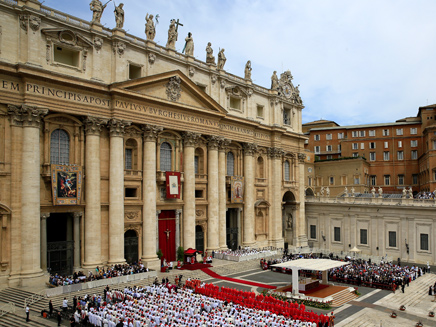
166;171;181;199
158;210;176;262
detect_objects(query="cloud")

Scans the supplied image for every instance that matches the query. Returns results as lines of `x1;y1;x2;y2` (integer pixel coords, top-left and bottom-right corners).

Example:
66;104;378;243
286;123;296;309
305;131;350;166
41;0;436;126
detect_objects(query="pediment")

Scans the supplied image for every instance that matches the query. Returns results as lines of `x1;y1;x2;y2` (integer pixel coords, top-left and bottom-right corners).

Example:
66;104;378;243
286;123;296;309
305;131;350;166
225;85;249;98
110;70;227;115
41;28;93;48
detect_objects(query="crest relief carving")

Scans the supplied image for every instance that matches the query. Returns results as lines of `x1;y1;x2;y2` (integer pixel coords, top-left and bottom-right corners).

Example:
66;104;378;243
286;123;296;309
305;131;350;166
166;76;182;101
278;70;303;105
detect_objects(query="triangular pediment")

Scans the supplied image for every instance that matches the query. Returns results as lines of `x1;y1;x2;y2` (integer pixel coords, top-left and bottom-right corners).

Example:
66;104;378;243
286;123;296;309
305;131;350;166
110;70;227;115
41;28;93;48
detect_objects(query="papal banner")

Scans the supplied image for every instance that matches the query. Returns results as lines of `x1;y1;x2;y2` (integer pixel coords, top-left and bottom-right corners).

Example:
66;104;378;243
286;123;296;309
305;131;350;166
51;165;82;205
166;171;181;199
231;176;244;203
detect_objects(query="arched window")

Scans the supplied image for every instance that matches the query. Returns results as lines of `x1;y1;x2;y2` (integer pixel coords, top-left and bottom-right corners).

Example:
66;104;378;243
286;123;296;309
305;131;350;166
160;142;172;171
227;152;235;176
284;160;290;181
257;156;264;178
50;129;69;164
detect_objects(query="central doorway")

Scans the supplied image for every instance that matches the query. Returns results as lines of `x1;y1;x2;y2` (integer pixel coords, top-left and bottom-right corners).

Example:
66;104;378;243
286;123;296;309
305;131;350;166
158;210;176;262
46;213;74;276
195;225;204;253
124;230;139;264
226;208;239;251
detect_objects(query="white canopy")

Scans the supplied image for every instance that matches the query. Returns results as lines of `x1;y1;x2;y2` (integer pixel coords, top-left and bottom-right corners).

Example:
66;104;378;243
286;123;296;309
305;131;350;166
272;258;350;271
350;246;361;252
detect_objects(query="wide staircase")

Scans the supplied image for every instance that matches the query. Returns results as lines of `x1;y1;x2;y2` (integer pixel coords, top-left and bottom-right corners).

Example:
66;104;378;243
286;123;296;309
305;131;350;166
331;287;358;307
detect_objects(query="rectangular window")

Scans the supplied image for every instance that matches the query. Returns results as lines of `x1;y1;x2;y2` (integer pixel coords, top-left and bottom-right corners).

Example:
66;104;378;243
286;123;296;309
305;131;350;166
352;131;358;137
411;140;417;147
383;129;389;136
256;105;264;118
398;141;402;148
326;155;332;159
125;148;132;170
369;130;376;136
314;134;320;141
308;177;312;186
360;143;365;150
359;130;365;137
354;176;360;184
384;175;390;185
230;97;241;110
412;174;418;184
383;151;390;161
360;229;368;245
398;175;404;185
388;231;396;247
326;134;332;140
410;128;417;134
310;225;316;239
352;143;358;150
396;128;403;135
338;144;342;151
433;140;436;150
370;175;376;186
125;188;137;198
338;132;344;139
326;145;332;152
314;146;320;154
369;142;376;149
194;156;199;174
370;152;376;161
53;46;80;67
352;152;358;157
329;176;334;185
384;141;389;149
397;151;403;160
334;227;341;242
411;150;418;159
420;234;429;251
129;64;142;79
195;190;203;198
283;108;291;125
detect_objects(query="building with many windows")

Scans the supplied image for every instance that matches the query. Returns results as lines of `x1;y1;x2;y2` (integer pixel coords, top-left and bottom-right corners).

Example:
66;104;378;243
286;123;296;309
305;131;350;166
0;0;309;287
304;107;436;196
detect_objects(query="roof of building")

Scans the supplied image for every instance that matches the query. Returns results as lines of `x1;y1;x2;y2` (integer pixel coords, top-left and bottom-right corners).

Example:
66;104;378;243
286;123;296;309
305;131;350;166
272;258;350;271
308;120;419;131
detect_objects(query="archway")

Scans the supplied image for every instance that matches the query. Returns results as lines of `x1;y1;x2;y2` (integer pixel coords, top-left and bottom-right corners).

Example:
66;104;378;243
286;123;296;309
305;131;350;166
195;225;204;253
305;188;315;197
282;191;297;248
124;230;138;264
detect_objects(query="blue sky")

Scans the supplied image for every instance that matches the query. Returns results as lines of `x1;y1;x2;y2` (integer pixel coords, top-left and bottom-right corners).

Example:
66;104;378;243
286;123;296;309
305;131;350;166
40;0;436;126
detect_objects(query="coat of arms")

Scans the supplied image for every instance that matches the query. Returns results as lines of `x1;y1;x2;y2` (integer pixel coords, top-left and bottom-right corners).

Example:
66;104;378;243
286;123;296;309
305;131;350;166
166;76;182;101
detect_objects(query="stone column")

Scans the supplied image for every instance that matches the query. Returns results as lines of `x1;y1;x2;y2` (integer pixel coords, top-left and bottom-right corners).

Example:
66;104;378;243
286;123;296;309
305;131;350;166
183;132;200;250
175;209;182;251
269;147;284;246
141;125;162;271
19;106;47;282
108;119;130;265
207;136;220;251
243;143;257;246
296;153;308;247
83;117;106;268
155;210;161;252
218;139;230;249
73;212;82;270
40;213;50;272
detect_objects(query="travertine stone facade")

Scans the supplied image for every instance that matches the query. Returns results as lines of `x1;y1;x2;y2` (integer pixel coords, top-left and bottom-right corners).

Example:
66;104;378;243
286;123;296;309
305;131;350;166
0;1;307;287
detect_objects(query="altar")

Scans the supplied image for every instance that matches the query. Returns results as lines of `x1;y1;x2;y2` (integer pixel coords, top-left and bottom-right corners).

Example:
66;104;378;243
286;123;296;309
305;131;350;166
298;278;319;292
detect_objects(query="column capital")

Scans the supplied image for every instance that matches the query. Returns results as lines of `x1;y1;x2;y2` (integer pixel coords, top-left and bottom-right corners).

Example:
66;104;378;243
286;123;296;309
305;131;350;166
156;210;161;217
183;132;201;147
243;142;258;156
207;135;222;150
298;153;306;163
73;212;83;219
84;116;108;135
40;212;50;220
268;147;284;159
175;209;182;216
142;124;163;142
218;138;231;152
108;118;131;137
7;105;48;127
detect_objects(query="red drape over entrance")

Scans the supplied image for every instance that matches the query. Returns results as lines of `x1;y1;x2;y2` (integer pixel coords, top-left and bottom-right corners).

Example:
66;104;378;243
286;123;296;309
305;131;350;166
158;210;176;262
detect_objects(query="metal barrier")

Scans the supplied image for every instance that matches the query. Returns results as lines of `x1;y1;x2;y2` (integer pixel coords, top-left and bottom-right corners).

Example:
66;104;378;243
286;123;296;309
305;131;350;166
24;289;47;309
0;302;16;317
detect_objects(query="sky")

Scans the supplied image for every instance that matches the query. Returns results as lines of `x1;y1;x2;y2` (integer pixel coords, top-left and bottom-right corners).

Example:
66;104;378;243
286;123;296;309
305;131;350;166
40;0;436;126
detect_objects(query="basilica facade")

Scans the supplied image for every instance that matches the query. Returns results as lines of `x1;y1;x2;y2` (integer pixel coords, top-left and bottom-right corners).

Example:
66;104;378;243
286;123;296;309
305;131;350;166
0;0;308;287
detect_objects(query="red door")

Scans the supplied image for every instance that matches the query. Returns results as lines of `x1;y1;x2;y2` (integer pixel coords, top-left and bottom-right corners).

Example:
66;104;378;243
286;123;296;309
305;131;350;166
158;210;176;262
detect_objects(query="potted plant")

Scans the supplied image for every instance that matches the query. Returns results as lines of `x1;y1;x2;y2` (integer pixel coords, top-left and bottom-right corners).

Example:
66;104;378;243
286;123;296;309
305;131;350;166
416;321;423;327
390;311;397;318
429;311;434;317
399;305;406;311
177;246;184;262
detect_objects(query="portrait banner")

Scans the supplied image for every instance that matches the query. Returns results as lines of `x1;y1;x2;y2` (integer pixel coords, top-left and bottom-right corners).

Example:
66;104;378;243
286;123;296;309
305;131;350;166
231;176;244;203
166;171;181;199
51;165;82;205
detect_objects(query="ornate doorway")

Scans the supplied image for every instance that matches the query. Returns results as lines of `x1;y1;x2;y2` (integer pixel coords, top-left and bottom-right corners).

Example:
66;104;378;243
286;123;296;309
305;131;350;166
158;210;176;262
46;213;74;275
124;230;138;264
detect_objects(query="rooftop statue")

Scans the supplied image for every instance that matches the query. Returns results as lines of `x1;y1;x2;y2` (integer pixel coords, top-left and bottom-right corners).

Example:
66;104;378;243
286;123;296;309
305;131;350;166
244;60;252;80
183;32;194;56
217;48;226;70
271;71;279;90
166;19;178;50
145;13;156;41
114;3;124;29
90;0;111;24
206;42;215;65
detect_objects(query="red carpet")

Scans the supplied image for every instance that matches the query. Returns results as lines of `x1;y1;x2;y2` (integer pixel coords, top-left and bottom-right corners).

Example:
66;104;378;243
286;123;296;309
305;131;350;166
201;268;276;289
179;263;212;270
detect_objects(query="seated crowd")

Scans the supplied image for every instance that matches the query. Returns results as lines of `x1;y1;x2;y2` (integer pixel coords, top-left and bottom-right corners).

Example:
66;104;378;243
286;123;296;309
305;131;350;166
56;277;330;327
49;262;149;287
213;247;276;257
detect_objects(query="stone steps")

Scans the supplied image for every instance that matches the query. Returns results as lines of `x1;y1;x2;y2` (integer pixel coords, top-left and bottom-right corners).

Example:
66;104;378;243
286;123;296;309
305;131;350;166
331;288;358;307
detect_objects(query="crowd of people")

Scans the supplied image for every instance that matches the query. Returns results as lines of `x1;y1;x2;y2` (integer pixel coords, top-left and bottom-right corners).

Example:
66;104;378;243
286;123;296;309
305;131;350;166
49;262;150;287
52;277;333;327
414;191;436;199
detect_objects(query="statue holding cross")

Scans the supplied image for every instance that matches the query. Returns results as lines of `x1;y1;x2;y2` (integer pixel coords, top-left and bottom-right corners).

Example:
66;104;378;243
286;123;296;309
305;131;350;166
166;19;182;50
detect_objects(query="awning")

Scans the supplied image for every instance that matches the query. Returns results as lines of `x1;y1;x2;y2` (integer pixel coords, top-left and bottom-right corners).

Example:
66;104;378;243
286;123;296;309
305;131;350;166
272;258;350;271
